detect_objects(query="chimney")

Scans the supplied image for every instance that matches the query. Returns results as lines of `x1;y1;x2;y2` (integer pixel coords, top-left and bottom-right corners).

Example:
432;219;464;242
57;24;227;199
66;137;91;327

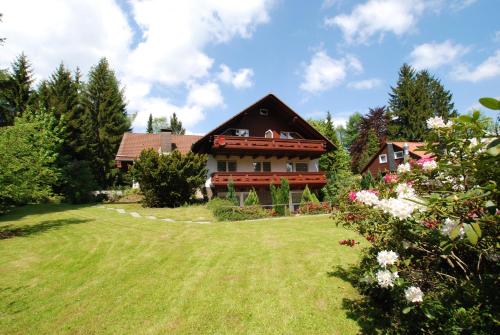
159;128;172;153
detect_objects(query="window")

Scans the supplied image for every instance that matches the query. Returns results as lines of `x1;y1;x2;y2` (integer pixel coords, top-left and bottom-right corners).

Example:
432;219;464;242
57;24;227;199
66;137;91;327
222;128;249;137
295;163;308;172
253;161;271;172
217;160;237;172
394;151;404;159
259;108;269;116
379;154;387;164
287;162;308;172
265;129;273;138
280;131;302;139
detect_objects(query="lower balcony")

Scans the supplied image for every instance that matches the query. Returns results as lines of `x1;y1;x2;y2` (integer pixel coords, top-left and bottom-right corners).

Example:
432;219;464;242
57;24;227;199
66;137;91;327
211;171;327;188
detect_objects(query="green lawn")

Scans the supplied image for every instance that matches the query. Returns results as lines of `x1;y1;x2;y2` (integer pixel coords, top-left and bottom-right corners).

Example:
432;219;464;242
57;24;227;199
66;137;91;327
0;204;365;334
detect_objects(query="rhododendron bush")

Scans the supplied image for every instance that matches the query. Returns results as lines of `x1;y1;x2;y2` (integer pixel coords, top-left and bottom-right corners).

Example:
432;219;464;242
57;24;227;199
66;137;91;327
332;106;499;334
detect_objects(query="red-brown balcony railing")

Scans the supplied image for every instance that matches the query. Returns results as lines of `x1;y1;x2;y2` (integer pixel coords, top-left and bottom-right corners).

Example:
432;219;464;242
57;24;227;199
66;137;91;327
211;171;327;187
211;135;326;155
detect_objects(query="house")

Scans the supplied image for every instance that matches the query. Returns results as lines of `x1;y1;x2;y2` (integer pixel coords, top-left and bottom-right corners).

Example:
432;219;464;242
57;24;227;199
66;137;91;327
115;130;202;171
191;94;335;206
361;141;431;175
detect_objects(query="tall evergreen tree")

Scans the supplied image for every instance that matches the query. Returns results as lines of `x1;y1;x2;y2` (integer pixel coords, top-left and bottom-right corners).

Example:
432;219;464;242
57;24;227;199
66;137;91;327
324;111;340;147
0;69;14;126
147;113;153;133
152;116;169;133
83;58;130;188
5;53;34;118
388;64;457;141
357;129;380;172
170;112;185;134
343;112;362;149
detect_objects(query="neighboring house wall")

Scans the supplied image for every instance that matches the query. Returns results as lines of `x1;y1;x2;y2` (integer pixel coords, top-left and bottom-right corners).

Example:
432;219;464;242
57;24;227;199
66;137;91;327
363;143;422;175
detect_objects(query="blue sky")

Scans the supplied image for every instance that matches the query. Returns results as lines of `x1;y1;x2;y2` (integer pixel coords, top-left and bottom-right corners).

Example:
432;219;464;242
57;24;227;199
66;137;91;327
1;0;499;133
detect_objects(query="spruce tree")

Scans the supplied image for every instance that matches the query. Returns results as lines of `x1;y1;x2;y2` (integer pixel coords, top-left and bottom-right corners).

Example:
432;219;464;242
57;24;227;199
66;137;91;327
0;69;14;126
388;64;457;141
170;112;185;134
5;53;34;118
343;112;362;149
324;111;340;147
83;58;130;188
147;113;153;133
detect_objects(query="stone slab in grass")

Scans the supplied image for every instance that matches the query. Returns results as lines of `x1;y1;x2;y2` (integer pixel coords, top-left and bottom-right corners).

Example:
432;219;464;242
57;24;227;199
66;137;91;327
146;216;157;220
129;212;141;218
161;218;175;222
116;209;126;214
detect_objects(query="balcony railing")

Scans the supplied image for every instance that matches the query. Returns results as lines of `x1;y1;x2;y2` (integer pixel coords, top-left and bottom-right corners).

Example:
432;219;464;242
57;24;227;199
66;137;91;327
211;135;326;155
211;171;327;187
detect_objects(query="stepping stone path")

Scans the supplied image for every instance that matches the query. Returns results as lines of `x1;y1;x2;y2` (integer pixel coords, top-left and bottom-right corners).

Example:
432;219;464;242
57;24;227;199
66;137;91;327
97;206;213;224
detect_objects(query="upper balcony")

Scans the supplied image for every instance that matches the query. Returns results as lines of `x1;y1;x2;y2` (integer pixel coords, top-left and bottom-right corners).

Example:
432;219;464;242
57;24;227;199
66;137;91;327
211;135;327;158
211;171;327;188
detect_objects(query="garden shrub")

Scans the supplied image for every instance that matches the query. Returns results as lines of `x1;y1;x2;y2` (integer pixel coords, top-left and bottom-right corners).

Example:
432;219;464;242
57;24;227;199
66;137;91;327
244;188;260;206
270;178;290;216
300;185;319;205
226;179;239;205
130;149;207;207
298;202;332;215
208;197;267;221
334;106;499;334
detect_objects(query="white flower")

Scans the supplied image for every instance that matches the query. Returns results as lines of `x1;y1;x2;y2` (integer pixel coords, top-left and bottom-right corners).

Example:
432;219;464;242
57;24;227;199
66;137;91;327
426;116;451;129
395;183;415;198
377;250;399;267
422;160;437;172
355;190;379;206
440;218;464;238
405;286;424;303
376;270;398;288
397;163;411;174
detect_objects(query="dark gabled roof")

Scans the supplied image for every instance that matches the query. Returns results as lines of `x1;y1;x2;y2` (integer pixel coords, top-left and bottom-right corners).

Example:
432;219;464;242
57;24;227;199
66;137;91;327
191;93;335;153
360;141;431;174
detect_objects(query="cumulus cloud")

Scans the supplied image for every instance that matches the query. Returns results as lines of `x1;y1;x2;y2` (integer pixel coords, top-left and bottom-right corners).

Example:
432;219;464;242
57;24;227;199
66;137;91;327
348;78;383;89
218;64;254;89
300;51;362;94
409;40;468;70
1;0;274;131
451;50;500;82
325;0;427;44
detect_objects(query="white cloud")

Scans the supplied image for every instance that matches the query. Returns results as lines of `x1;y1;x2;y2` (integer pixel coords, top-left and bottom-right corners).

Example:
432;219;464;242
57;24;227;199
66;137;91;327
325;0;427;44
451;50;500;82
0;0;274;131
187;82;224;109
348;78;383;89
409;40;468;70
450;0;478;11
218;64;254;89
300;51;362;94
494;31;500;43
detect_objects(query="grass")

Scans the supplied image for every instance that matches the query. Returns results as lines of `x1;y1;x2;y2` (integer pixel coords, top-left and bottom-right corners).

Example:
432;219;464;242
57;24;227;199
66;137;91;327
0;203;366;334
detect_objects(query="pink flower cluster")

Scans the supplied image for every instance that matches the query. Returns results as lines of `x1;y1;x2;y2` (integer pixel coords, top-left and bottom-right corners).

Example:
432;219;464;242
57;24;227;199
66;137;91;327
383;174;399;184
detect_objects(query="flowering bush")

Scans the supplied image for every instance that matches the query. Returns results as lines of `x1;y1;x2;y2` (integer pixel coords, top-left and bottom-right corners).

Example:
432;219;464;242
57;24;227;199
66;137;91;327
339;239;359;247
334;110;499;334
299;202;332;215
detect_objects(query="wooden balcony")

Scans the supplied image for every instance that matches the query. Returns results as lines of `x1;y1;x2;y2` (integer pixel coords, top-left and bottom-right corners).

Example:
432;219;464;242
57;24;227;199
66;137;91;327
211;135;326;157
211;171;327;188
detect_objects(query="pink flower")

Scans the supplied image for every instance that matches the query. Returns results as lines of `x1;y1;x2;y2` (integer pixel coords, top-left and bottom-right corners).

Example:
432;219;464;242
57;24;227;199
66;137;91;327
383;174;398;184
348;191;357;202
416;157;434;166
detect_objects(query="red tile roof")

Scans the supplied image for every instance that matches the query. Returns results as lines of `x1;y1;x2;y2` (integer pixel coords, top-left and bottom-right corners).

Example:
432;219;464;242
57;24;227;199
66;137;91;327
391;141;432;158
115;132;202;162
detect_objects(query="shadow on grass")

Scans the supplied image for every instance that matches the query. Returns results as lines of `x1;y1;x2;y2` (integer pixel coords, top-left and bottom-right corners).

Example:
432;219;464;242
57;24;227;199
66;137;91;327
0;218;92;240
328;266;391;334
0;203;96;222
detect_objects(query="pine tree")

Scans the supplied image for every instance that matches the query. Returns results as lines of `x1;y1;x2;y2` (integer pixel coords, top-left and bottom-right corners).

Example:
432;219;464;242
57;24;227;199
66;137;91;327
388;64;457;141
65;68;88;159
170;112;185;134
0;69;14;126
83;58;130;188
343;112;362;149
147;113;153;133
324;111;340;147
5;53;34;118
244;188;260;206
357;129;380;172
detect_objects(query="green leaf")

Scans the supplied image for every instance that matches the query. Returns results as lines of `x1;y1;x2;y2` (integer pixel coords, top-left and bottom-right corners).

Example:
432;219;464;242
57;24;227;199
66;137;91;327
449;226;461;240
485;200;496;214
464;224;478;245
479;97;500;110
402;307;412;314
471;222;482;238
486;142;500;157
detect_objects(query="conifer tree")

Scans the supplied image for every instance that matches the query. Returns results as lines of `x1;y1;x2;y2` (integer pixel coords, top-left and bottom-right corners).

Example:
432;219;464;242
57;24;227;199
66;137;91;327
83;58;130;188
5;53;34;118
388;64;457;141
147;113;153;133
357;129;380;172
170;112;185;134
0;69;14;126
343;112;362;149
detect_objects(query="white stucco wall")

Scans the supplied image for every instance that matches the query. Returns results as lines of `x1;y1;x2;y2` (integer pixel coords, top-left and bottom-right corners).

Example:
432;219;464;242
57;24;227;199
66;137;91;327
204;154;320;187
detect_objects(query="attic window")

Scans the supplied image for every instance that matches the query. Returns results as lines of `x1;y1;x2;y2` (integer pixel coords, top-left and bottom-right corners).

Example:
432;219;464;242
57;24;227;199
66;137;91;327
259;108;269;116
394;151;404;159
379;154;387;164
280;131;302;139
222;128;249;137
265;129;273;138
